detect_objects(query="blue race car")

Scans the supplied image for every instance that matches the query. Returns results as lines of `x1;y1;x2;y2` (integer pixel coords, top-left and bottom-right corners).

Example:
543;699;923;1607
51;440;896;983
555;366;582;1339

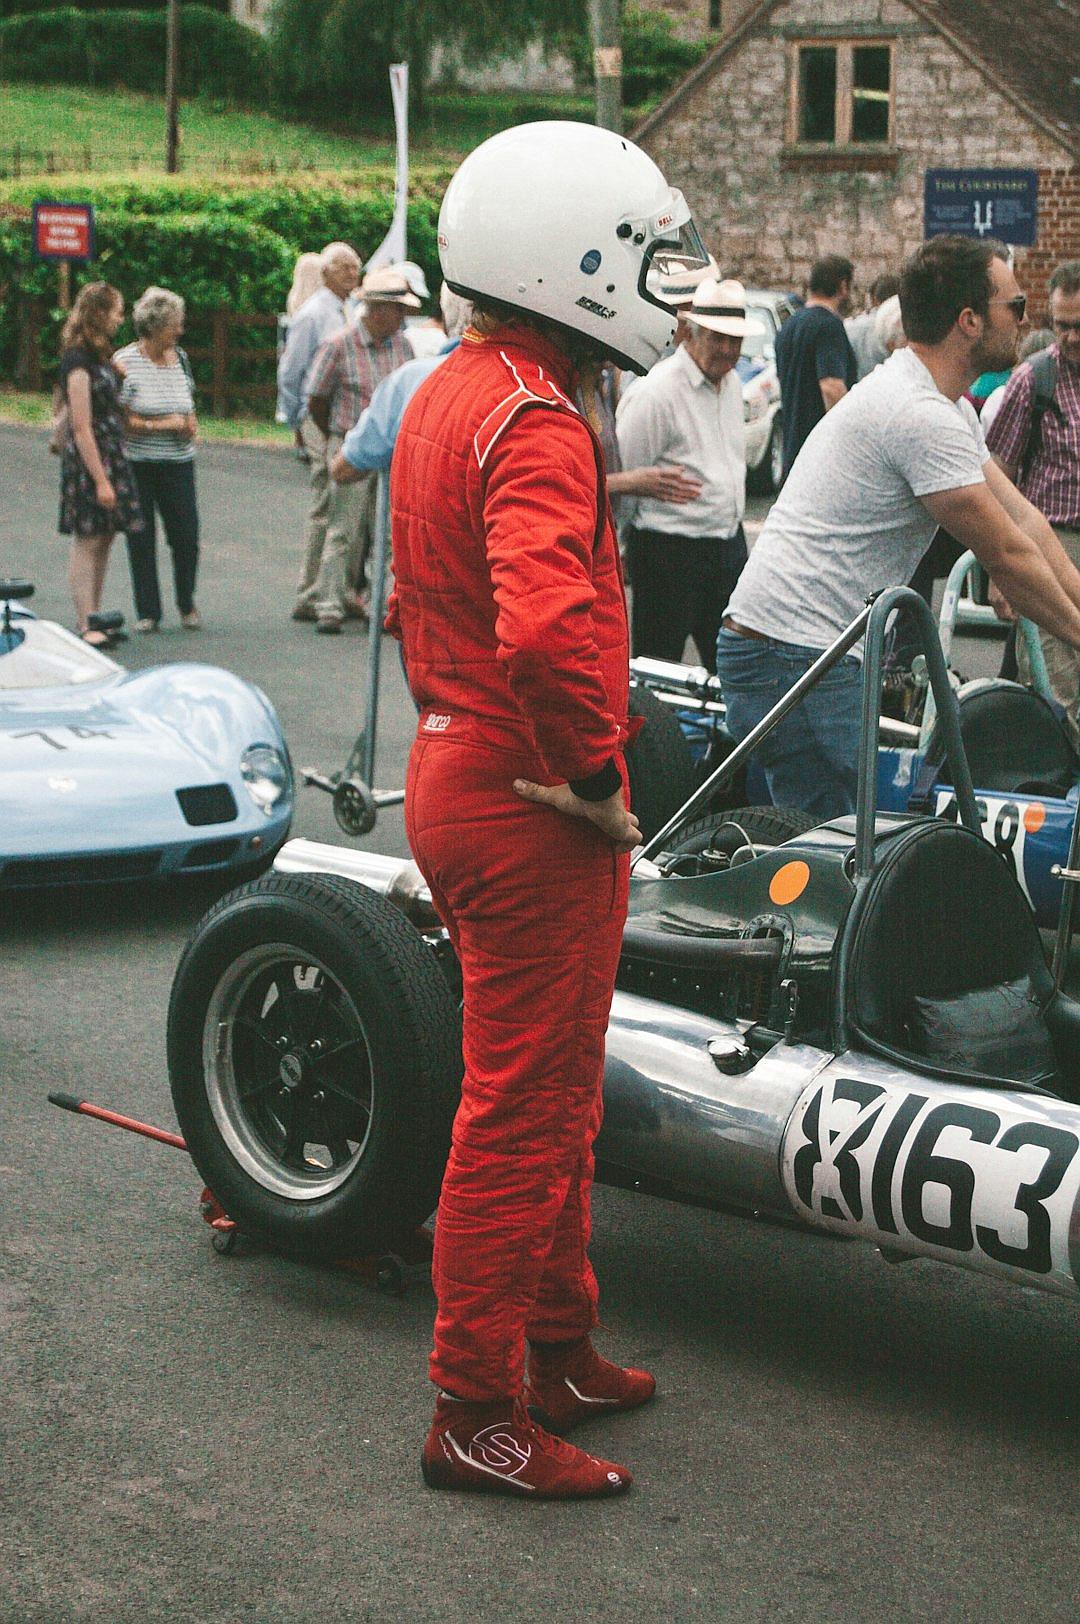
629;552;1080;929
0;580;292;887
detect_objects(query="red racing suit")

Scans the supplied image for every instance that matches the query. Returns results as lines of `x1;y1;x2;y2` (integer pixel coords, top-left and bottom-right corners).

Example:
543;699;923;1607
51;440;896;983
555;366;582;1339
388;322;636;1400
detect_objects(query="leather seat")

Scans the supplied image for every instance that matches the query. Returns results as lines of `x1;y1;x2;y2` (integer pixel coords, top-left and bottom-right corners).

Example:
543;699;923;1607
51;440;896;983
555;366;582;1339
930;680;1076;796
844;819;1079;1094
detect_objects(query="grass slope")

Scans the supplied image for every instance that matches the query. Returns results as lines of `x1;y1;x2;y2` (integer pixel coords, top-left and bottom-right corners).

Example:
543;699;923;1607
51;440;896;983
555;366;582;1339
0;83;595;177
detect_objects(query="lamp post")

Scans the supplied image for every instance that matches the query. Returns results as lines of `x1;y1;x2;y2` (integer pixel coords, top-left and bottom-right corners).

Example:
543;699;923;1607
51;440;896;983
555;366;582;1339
588;0;622;134
165;0;180;173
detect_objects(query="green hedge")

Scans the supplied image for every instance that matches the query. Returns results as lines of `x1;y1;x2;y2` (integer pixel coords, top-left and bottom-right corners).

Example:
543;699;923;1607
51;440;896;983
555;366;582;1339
0;176;446;290
0;179;445;398
0;7;270;103
0;208;294;388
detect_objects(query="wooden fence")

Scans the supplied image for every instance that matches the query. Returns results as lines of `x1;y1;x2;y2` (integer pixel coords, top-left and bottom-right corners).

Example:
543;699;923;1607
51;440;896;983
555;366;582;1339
13;301;280;416
0;145;342;179
185;310;280;416
0;144;95;179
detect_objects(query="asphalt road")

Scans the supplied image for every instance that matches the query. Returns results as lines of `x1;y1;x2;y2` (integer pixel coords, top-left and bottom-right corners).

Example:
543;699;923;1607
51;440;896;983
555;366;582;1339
2;423;1078;1624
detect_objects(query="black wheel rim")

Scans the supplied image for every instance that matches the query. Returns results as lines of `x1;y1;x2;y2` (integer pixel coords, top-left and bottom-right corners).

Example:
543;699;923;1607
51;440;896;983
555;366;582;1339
202;942;374;1199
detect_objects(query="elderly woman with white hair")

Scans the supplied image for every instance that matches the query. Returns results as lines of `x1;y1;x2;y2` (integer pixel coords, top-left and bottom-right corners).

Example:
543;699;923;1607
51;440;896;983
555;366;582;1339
114;286;201;631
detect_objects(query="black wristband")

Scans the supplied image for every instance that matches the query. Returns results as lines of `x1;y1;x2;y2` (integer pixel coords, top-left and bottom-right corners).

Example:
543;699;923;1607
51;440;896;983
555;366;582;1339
569;757;621;802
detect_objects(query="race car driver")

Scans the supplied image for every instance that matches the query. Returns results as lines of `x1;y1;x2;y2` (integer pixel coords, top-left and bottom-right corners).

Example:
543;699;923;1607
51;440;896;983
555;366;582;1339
388;121;709;1500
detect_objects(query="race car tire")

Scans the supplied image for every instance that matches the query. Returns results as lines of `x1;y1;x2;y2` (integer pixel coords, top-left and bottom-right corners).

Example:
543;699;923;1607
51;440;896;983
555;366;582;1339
626;683;699;842
667;805;816;870
167;871;461;1261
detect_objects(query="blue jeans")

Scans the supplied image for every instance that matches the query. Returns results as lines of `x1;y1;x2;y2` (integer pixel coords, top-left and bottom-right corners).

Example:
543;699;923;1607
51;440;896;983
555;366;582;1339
715;628;862;819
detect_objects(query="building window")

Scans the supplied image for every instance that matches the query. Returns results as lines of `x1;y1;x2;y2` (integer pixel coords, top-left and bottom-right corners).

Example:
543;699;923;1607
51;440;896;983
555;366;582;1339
793;40;894;147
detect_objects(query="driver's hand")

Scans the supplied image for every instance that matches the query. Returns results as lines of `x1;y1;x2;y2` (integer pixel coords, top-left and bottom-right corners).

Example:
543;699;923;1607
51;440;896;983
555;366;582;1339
512;779;641;851
988;578;1017;622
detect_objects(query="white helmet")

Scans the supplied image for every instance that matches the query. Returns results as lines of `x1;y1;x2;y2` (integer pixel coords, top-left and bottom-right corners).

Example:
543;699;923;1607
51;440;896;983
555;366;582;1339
437;121;709;374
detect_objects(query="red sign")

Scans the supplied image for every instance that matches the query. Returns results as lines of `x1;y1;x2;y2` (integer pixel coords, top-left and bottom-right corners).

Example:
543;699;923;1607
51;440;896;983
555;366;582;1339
32;201;95;262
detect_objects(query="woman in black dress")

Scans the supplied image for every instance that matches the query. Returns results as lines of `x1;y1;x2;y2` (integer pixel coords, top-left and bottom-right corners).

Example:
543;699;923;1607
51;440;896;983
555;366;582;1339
58;282;142;646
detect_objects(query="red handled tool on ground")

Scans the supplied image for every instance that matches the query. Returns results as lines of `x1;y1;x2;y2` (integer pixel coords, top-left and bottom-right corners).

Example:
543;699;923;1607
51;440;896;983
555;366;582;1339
48;1090;239;1249
47;1091;432;1291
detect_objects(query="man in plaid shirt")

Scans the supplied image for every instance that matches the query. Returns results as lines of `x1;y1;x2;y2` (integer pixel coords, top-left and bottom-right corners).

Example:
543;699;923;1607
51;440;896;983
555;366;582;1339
300;267;417;633
986;260;1080;739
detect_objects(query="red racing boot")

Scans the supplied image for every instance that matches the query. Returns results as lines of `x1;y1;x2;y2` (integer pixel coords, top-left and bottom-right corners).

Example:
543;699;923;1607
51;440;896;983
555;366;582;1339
525;1337;656;1434
421;1394;632;1499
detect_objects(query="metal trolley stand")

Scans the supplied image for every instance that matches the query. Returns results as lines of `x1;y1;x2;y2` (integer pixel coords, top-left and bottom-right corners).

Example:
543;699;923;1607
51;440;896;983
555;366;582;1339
300;470;406;839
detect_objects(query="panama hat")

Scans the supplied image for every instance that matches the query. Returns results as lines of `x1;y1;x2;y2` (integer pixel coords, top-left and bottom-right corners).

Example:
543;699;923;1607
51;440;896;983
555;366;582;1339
684;277;763;338
359;266;422;308
392;260;431;301
656;254;720;308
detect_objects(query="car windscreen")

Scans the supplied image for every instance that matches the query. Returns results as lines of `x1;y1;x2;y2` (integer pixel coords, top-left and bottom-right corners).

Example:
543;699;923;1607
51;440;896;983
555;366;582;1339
741;306;775;360
0;618;116;690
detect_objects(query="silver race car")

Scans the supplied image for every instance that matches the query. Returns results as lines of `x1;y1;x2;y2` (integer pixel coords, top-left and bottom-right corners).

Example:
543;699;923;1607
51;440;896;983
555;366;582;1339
165;587;1080;1306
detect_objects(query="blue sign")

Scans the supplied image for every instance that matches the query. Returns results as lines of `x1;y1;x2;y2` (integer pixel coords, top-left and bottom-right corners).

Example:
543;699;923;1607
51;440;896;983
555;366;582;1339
924;169;1038;247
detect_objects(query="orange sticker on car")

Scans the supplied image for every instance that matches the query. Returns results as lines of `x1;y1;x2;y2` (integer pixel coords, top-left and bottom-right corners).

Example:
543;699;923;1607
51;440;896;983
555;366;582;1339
1023;802;1046;833
769;860;810;907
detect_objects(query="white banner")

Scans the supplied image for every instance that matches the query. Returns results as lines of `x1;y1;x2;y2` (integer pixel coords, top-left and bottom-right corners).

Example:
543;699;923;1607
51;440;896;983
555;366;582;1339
366;63;409;270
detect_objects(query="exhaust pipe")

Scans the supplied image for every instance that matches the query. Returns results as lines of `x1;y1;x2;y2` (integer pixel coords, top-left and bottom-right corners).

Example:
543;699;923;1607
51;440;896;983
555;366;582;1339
274;838;440;929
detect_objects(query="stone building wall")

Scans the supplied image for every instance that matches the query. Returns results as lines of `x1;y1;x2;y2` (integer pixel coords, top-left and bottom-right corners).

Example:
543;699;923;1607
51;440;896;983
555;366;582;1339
638;0;714;44
637;0;1079;318
639;0;760;44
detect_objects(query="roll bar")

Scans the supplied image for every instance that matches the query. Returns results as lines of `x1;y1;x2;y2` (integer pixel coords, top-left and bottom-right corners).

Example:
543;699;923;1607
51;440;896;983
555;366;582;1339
921;548;1053;748
633;586;980;873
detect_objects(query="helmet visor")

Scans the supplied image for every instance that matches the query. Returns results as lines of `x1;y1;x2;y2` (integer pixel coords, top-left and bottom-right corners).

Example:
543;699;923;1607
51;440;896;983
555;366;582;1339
640;211;711;315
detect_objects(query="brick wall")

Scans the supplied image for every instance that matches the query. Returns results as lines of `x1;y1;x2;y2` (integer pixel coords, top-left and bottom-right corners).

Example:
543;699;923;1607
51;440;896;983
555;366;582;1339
637;0;1078;315
1021;168;1080;321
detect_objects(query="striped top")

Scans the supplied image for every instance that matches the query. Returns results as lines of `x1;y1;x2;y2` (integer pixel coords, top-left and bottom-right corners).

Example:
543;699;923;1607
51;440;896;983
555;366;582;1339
115;343;196;463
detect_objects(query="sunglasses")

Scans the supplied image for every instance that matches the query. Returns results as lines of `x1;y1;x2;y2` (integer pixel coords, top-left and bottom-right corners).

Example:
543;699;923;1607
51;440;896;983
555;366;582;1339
990;295;1027;321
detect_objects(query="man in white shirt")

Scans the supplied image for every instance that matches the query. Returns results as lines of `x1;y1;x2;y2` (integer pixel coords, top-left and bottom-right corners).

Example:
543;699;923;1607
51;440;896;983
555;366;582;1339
717;235;1080;818
616;277;761;672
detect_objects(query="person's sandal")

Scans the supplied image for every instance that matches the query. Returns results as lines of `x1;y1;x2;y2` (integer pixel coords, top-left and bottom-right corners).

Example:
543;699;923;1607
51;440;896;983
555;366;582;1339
133;618;159;634
87;610;127;645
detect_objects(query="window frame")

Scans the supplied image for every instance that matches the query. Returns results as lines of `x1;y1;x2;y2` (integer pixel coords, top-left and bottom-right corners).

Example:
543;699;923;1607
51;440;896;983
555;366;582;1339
787;37;896;152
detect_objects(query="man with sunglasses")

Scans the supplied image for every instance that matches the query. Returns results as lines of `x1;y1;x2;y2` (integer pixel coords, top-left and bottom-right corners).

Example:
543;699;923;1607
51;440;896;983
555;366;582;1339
716;235;1080;817
985;261;1080;742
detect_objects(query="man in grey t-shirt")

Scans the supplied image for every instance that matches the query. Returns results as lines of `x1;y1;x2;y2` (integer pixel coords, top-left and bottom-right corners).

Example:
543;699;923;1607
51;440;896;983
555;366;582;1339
717;235;1080;818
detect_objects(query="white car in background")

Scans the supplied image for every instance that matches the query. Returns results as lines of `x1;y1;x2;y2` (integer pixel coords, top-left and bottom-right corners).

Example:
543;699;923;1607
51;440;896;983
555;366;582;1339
740;290;797;495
